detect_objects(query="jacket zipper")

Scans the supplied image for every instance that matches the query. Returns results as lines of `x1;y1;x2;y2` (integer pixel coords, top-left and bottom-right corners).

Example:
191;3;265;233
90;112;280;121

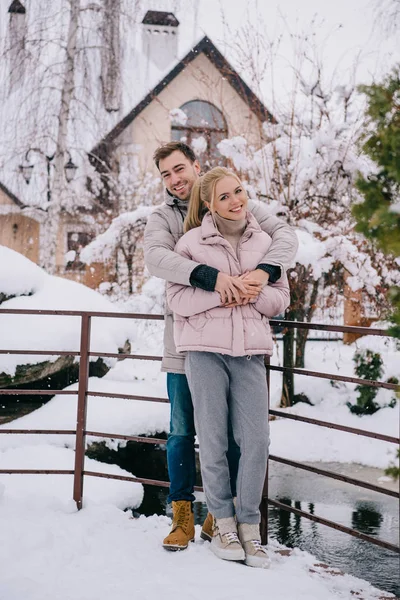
173;198;185;222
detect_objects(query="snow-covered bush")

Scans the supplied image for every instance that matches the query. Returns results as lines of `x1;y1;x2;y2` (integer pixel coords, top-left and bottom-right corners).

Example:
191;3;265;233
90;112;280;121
217;61;400;406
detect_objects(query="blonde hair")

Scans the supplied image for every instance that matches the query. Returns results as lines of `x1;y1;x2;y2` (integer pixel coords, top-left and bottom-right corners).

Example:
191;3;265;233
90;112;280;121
184;167;242;232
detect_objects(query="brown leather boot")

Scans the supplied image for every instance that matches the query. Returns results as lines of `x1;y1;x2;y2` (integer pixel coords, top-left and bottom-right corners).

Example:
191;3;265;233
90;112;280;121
162;500;195;551
200;512;214;542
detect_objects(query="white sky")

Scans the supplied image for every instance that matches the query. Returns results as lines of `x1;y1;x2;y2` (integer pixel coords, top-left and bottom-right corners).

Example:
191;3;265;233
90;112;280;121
172;0;399;106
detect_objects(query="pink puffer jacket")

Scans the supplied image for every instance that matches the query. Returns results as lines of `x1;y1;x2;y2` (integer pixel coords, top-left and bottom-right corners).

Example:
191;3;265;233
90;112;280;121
166;212;290;357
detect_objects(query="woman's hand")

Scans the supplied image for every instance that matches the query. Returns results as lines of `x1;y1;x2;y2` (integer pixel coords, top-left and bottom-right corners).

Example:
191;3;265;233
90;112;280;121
215;272;258;304
223;271;266;307
221;274;263;307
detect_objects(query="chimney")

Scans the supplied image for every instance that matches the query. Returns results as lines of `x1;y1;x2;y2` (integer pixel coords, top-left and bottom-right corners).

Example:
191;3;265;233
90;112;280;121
8;0;27;92
142;10;179;72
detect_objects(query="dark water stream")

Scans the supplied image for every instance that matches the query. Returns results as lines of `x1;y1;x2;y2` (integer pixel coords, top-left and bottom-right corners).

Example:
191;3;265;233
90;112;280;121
87;440;399;597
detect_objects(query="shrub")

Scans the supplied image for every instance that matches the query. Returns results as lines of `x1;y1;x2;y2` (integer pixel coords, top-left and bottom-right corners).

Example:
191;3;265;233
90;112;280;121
347;349;383;415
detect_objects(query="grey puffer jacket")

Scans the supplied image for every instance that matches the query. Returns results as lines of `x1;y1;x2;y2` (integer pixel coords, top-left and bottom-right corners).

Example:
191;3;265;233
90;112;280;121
144;193;298;373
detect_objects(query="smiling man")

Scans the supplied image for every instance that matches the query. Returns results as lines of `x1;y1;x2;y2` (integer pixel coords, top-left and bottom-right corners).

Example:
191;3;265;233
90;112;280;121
144;141;298;551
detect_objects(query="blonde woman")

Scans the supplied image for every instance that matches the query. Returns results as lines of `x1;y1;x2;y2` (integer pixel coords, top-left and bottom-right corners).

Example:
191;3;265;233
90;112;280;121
166;167;290;568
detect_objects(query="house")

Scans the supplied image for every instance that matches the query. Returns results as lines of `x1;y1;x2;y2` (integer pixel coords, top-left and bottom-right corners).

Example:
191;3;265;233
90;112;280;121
0;5;274;290
0;180;40;265
0;4;373;335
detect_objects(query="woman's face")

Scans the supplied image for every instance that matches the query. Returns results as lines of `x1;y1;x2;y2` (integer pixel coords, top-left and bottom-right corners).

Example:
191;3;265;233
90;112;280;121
208;176;248;220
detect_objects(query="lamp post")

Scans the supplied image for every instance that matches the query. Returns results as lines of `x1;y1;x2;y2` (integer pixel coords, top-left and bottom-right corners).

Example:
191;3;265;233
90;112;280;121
19;148;78;202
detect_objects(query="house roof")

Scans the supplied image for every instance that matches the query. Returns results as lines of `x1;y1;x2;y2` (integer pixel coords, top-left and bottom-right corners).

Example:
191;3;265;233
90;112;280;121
91;35;276;163
0;4;275;209
0;180;25;208
142;10;179;27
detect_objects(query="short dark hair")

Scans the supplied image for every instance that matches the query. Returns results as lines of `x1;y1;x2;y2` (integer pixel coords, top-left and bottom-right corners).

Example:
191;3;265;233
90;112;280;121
153;141;197;170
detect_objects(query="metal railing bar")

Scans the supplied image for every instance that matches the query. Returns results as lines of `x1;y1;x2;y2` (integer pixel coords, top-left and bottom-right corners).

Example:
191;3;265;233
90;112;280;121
269;410;399;444
73;313;91;510
269;455;399;499
84;470;203;492
0;350;80;356
267;498;400;554
0;309;393;337
269;319;391;337
87;392;169;403
0;309;164;320
267;365;399;391
89;352;162;361
0;469;74;475
85;431;167;445
0;389;77;396
0;429;75;435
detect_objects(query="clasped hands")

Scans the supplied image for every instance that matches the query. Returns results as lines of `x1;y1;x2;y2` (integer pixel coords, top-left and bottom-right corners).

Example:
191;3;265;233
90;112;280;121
215;270;269;307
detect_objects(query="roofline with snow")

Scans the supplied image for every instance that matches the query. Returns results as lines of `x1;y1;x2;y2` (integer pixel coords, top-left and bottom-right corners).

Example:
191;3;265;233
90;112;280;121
90;36;276;164
0;180;25;208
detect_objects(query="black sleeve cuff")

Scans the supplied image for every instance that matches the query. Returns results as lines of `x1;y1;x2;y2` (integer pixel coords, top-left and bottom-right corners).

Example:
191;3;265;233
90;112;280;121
189;264;219;291
257;263;281;284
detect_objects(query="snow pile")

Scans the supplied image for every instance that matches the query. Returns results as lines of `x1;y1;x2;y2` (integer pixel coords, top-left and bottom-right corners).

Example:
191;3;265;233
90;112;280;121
0;500;395;600
0;246;135;376
0;245;47;297
0;362;169;452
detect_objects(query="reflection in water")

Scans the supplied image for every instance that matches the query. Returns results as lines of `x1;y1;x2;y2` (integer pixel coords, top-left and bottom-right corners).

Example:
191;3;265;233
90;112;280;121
351;501;383;534
268;497;398;597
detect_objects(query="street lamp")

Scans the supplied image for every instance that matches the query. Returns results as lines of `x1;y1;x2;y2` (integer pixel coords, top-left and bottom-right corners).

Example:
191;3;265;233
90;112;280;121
19;148;78;201
64;157;78;183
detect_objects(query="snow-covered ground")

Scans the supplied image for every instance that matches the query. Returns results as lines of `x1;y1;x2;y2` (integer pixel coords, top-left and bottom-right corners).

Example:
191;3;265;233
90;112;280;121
1;248;399;599
0;494;397;600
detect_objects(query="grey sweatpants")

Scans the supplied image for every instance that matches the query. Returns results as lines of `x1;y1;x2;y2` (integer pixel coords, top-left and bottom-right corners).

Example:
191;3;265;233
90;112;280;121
185;352;269;524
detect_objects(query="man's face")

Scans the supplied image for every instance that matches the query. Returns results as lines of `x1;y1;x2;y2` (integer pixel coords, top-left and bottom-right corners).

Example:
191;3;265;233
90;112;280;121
158;150;201;201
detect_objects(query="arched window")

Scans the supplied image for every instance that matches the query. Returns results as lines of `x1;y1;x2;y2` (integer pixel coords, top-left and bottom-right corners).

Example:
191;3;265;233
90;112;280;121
171;100;228;167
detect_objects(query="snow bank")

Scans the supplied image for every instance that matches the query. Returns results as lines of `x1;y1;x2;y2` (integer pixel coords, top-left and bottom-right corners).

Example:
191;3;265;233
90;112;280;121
0;246;135;376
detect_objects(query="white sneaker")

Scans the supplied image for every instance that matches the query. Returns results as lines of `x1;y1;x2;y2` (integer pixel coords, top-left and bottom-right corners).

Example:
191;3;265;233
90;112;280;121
211;517;245;562
238;523;271;569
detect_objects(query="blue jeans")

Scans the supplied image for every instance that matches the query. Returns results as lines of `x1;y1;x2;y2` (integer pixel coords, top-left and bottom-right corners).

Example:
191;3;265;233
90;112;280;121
166;373;240;504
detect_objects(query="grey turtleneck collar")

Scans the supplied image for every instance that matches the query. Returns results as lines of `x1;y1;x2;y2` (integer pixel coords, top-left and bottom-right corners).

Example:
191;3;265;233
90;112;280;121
213;212;246;254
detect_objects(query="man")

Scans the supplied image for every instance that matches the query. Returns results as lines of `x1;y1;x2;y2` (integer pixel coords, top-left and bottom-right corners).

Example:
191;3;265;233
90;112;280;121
144;141;298;551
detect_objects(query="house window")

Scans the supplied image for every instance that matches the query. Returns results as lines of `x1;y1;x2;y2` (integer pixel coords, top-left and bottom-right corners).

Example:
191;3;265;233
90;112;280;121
66;232;93;271
171;100;228;167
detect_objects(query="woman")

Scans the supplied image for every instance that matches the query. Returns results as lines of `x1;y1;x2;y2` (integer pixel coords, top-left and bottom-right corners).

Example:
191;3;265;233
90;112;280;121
166;167;290;568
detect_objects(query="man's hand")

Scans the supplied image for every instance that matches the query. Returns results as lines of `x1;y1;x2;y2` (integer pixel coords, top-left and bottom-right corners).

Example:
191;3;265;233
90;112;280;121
215;272;261;304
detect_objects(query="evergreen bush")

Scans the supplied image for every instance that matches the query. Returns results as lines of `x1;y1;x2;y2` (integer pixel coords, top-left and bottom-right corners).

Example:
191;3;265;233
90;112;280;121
347;349;383;415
